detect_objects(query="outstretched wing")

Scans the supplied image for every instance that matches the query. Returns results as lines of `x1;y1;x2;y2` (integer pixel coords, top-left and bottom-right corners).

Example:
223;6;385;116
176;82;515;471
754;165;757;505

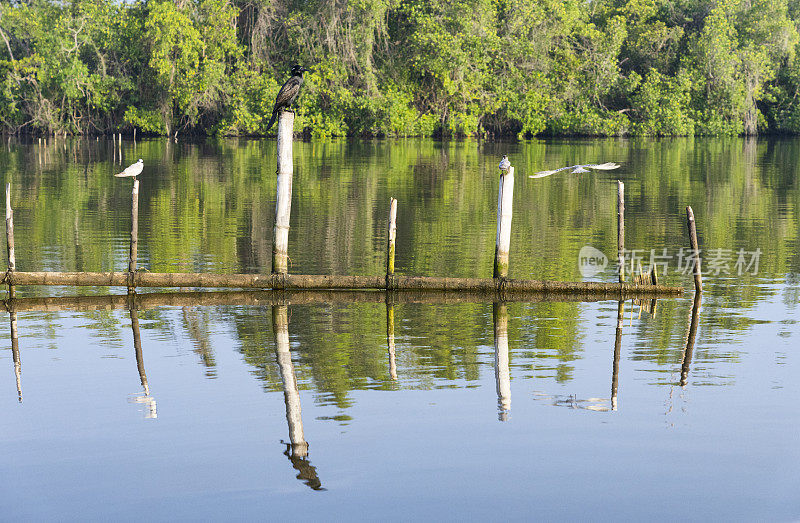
585;162;620;171
529;165;574;179
530;162;620;178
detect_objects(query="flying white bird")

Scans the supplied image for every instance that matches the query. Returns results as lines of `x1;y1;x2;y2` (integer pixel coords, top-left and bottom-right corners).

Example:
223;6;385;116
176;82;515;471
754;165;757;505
115;159;143;179
498;155;511;171
529;162;620;179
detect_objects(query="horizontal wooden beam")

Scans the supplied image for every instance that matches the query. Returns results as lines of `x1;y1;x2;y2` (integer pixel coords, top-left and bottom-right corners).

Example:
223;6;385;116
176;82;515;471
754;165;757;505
1;271;683;296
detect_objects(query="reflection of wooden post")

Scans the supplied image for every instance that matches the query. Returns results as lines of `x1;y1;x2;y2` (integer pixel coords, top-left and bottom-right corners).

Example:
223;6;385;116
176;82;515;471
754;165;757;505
617;181;625;283
680;293;702;387
494;167;514;279
493;303;511;421
6;183;16;299
387;302;397;380
686;206;703;293
128;179;140;292
272;111;294;275
273;304;308;457
130;308;157;418
10;310;21;402
386;198;397;284
131;309;149;396
611;301;623;411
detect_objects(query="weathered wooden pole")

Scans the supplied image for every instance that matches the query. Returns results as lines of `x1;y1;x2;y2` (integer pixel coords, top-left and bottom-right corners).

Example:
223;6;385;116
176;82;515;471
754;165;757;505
611;300;623;411
128;179;140;292
686;206;702;293
617;180;625;283
493;302;511;421
387;302;397;380
386;198;398;284
272;111;294;274
494;166;514;279
274;304;308;457
6;183;16;299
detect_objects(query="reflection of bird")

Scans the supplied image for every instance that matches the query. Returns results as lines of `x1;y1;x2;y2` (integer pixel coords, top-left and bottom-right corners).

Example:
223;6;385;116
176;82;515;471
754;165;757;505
115;159;143;179
266;65;312;133
529;162;620;178
283;443;325;491
498;155;511;172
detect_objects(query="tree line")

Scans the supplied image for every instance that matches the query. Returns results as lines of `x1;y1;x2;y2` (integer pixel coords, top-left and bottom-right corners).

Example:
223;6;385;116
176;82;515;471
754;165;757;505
1;0;799;137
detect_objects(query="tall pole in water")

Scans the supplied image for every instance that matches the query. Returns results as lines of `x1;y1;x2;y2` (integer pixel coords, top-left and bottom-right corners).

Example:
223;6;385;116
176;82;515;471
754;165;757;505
494;166;514;279
617;181;625;283
686;206;703;293
386;197;398;285
128;179;139;293
272;111;294;275
6;183;16;299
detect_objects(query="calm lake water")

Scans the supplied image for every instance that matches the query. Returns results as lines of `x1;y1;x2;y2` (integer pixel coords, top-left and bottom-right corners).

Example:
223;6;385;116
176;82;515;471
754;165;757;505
0;137;798;520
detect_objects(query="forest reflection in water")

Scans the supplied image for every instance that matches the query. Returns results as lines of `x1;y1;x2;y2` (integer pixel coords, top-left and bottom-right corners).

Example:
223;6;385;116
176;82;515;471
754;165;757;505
3;289;703;492
0;136;798;517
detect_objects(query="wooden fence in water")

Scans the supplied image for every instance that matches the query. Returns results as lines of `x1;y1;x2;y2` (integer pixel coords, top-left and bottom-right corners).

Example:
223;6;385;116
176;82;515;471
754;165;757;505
2;111;699;299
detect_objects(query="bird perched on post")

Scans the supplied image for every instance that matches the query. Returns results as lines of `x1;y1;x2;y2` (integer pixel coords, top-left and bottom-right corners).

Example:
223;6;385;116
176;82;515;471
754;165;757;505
265;65;312;133
498;155;511;172
115;159;143;179
529;162;620;178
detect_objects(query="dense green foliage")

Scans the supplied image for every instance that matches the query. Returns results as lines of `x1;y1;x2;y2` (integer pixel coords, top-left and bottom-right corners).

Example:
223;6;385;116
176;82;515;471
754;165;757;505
2;0;800;136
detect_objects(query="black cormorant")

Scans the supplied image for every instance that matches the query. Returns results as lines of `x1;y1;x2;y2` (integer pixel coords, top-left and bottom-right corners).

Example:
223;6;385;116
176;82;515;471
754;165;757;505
266;65;312;132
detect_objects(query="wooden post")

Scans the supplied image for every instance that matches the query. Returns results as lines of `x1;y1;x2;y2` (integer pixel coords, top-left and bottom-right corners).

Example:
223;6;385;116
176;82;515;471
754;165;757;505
273;304;308;457
617;180;625;283
686;206;703;293
494;166;514;279
272;111;294;274
128;179;140;292
6;183;16;299
493;302;511;420
386;198;398;283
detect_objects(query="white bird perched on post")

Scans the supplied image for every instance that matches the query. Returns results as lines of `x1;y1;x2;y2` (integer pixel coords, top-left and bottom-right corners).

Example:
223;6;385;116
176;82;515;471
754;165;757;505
115;159;143;179
529;162;620;178
498;155;511;172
